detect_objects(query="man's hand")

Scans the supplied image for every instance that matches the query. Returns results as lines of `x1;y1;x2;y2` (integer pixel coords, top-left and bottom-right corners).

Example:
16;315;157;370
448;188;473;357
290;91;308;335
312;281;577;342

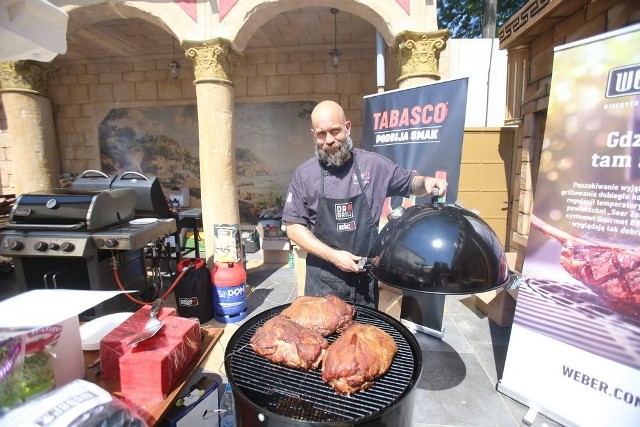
410;176;448;197
286;222;361;272
328;250;361;273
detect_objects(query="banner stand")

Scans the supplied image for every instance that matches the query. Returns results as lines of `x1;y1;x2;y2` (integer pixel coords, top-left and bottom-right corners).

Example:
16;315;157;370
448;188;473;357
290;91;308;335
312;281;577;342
399;291;446;339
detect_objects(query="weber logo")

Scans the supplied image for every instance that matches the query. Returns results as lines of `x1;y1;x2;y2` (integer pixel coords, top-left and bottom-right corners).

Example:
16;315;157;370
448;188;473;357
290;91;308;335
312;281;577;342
335;202;354;220
178;297;199;307
337;221;356;232
606;64;640;98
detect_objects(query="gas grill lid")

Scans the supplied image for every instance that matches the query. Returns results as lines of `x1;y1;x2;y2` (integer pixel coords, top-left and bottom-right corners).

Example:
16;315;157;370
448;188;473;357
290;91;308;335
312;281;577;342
8;188;136;231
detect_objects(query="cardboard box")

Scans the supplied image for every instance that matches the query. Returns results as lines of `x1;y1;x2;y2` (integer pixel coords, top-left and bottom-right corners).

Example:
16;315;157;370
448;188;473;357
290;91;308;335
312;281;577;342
378;283;402;320
164;375;220;427
213;224;242;263
263;249;290;265
169;187;190;208
475;288;519;327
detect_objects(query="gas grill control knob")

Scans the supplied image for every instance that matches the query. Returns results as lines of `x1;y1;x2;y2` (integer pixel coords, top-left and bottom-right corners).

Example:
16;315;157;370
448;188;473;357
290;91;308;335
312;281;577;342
105;239;118;248
49;243;60;251
8;240;23;251
34;241;48;252
60;242;75;252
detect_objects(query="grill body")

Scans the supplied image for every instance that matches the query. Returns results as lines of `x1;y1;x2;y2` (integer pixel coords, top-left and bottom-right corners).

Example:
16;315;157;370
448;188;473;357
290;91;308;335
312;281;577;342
225;304;422;426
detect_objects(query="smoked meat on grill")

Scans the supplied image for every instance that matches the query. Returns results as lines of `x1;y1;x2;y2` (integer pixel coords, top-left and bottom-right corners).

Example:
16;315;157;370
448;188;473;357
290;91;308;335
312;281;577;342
280;294;355;337
322;322;397;394
250;315;329;370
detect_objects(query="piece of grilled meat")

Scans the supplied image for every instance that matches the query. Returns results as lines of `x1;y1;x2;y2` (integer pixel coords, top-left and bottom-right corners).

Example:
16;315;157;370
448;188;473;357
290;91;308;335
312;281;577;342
281;294;355;337
250;315;329;370
531;215;640;320
322;322;397;394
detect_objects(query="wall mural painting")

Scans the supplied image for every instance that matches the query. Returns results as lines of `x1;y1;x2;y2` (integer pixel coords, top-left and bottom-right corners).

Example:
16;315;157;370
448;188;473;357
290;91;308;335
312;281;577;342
99;101;316;223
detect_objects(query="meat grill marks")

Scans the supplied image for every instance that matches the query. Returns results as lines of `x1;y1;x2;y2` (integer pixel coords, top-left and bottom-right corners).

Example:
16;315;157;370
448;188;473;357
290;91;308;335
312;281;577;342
322;322;398;394
280;294;356;336
249;315;329;370
531;215;640;320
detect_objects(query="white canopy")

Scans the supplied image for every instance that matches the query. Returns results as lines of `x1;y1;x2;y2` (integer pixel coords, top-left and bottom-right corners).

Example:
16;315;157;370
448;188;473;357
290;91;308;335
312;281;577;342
0;0;68;62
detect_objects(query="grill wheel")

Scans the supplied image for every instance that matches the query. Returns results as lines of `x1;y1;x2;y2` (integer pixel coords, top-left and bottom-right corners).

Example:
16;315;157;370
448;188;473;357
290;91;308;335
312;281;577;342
225;304;422;424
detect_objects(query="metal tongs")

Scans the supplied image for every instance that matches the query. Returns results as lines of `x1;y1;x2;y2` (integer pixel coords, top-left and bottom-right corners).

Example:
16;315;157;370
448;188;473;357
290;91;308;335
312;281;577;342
126;298;164;347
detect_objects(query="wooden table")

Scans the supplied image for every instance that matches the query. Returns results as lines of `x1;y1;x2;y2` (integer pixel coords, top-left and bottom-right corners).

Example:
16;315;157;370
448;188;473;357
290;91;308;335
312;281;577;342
84;326;224;426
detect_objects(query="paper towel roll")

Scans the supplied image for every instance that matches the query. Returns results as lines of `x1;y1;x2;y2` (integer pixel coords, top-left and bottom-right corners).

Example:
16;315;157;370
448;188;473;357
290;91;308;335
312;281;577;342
53;316;86;387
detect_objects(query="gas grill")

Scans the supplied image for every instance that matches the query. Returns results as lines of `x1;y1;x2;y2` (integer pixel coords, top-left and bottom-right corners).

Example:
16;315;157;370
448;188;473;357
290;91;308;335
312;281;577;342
0;173;177;318
225;304;422;426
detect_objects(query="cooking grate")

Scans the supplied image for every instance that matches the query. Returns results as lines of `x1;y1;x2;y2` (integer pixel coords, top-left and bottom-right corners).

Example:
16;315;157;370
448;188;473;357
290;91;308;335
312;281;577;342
225;304;422;422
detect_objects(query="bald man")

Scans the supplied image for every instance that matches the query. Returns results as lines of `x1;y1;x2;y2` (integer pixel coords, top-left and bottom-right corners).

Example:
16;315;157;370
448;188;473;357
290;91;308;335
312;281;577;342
282;100;447;307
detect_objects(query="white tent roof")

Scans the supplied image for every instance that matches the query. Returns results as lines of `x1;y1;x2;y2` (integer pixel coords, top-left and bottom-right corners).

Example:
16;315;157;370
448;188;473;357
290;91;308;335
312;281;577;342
0;0;68;62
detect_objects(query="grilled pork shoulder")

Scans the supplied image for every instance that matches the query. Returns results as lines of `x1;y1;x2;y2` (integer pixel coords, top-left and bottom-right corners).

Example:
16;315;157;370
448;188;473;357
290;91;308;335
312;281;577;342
250;315;329;370
281;294;355;336
531;215;640;320
322;322;397;394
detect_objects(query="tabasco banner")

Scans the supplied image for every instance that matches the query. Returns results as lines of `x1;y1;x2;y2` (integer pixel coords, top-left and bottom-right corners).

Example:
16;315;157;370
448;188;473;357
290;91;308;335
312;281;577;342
362;78;468;227
498;24;640;427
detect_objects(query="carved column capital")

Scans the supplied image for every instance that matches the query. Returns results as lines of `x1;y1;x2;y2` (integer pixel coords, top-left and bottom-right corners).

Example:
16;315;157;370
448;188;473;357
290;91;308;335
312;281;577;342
394;30;450;84
184;39;239;86
0;60;59;96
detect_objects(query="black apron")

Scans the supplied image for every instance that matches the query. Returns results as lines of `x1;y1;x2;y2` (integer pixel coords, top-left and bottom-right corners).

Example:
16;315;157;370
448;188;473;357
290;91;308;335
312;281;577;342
305;153;379;307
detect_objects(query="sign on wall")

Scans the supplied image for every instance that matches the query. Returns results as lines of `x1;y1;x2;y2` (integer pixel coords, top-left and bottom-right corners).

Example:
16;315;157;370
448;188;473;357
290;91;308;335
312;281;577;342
498;24;640;427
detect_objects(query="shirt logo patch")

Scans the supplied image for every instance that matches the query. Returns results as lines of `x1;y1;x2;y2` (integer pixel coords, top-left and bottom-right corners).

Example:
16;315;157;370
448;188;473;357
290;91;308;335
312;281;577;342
335;202;354;220
337;221;356;232
352;171;371;185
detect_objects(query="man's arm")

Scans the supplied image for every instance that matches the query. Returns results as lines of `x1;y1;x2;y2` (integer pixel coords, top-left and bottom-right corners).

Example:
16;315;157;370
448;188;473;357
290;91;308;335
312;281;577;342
409;175;448;197
286;222;361;273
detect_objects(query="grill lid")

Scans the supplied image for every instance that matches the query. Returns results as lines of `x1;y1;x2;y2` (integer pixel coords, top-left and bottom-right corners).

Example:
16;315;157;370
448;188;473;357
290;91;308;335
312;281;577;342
369;202;512;294
8;188;136;231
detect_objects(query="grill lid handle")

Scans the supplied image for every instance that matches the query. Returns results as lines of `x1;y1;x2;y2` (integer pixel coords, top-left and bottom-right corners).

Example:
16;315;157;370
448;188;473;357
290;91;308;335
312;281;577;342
8;222;87;230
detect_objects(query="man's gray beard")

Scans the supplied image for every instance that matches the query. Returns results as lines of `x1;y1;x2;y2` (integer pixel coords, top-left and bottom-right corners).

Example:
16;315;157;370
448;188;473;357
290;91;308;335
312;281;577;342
316;135;353;167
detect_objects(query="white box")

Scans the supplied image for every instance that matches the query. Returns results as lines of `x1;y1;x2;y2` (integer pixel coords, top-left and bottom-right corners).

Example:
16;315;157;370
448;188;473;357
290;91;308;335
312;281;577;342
169;187;190;208
164;375;220;427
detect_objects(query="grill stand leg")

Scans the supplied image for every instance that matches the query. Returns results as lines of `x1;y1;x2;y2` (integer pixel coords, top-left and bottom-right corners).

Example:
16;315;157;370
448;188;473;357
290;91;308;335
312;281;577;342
399;291;446;339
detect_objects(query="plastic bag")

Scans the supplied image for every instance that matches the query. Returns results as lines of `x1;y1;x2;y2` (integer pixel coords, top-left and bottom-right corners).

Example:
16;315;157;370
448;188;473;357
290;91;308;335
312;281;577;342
0;379;148;427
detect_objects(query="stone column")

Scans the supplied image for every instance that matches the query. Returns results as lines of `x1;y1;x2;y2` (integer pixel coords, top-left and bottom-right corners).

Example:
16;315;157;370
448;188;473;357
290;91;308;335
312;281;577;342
184;39;240;265
0;60;60;194
394;30;450;88
392;29;451;337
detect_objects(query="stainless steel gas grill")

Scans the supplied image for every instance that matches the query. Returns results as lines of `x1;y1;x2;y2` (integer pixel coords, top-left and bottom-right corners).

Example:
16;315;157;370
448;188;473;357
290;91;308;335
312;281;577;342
0;186;177;319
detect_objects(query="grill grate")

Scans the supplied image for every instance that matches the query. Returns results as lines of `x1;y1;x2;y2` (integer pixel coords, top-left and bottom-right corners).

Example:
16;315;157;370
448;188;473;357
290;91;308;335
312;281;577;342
225;304;421;422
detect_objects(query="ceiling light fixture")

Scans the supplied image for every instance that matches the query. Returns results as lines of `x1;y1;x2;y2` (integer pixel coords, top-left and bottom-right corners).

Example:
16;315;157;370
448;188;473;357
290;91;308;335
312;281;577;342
169;37;180;80
329;8;341;69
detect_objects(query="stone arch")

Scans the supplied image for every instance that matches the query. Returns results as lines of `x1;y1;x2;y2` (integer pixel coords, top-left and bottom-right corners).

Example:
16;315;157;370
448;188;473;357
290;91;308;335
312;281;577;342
61;1;189;41
226;0;421;52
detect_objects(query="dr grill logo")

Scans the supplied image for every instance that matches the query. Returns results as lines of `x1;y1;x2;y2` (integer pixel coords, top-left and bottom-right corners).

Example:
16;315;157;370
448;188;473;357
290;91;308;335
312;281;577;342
606;63;640;98
335;202;354;220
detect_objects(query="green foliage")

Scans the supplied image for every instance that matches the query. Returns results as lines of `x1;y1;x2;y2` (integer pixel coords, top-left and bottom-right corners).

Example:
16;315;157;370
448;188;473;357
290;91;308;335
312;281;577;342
437;0;527;38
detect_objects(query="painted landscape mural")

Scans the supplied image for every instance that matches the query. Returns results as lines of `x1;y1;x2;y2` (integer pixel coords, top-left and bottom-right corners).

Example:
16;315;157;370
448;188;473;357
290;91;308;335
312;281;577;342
99;101;316;222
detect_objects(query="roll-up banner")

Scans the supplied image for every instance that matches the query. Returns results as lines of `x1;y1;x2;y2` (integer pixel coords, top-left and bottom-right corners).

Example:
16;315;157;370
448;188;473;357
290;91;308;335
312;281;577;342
362;78;468;227
498;24;640;427
362;79;468;336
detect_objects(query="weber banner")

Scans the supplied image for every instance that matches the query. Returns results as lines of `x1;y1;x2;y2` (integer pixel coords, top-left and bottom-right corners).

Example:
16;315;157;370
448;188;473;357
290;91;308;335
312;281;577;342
498;25;640;427
362;78;468;225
